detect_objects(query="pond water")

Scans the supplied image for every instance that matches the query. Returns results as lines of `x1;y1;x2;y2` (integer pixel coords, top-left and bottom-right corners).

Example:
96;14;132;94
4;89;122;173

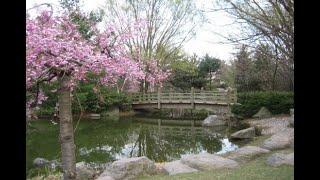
26;116;249;176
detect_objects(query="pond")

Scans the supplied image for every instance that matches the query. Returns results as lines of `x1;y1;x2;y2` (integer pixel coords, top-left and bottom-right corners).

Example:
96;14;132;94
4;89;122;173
26;116;249;177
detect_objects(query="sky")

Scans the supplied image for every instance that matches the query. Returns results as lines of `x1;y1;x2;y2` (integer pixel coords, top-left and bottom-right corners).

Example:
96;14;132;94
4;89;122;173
26;0;238;63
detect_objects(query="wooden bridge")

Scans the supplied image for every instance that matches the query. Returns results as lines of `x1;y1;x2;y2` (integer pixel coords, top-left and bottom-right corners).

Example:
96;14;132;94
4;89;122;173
130;88;237;118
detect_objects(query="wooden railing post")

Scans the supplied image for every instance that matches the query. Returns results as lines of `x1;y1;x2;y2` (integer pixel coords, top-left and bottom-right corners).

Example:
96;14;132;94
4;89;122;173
201;87;205;103
143;92;145;102
157;86;161;109
169;88;173;102
191;87;195;109
226;89;231;104
234;88;237;103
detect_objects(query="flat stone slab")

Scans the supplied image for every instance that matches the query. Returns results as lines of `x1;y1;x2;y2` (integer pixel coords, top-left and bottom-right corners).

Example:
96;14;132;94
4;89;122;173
266;153;294;167
226;146;270;163
163;160;198;175
261;128;294;150
96;176;115;180
248;117;291;135
97;156;156;180
230;127;255;139
180;153;239;171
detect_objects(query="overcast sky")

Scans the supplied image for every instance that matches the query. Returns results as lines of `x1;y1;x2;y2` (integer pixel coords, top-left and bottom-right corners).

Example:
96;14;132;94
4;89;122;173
27;0;237;63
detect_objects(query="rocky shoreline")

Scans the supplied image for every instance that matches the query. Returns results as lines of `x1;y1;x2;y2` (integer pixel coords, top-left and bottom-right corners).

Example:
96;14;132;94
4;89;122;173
95;114;294;180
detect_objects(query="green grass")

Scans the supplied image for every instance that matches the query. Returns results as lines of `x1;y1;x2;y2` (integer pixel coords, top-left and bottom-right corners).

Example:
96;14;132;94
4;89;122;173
140;135;294;180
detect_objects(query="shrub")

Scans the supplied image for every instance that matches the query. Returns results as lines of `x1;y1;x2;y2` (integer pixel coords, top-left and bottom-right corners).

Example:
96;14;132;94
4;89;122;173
231;91;294;118
72;85;132;113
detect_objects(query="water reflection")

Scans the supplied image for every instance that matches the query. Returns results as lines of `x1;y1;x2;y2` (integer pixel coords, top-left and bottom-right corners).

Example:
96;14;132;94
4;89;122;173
26;116;247;175
75;118;241;163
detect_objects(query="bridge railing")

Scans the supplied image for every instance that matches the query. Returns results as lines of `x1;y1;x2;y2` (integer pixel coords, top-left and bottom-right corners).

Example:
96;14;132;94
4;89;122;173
130;88;237;105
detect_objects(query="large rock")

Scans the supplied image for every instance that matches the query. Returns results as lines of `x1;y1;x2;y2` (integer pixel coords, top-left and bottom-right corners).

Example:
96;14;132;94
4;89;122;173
261;128;294;150
33;158;50;168
97;156;156;180
96;176;115;180
154;163;166;175
33;158;61;169
230;127;255;139
266;153;294;167
202;115;226;127
76;162;95;180
180;153;239;171
226;146;270;163
247;117;291;135
253;107;272;119
163;160;198;175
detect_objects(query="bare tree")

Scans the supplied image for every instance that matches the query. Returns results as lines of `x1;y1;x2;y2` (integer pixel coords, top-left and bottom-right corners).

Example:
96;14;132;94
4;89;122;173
102;0;204;64
101;0;204;92
212;0;294;91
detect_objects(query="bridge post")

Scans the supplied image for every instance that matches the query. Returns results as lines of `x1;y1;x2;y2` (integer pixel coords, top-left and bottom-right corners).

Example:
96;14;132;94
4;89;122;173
143;91;145;102
157;86;161;109
191;87;195;109
226;89;231;104
201;87;205;103
233;88;237;103
169;88;173;102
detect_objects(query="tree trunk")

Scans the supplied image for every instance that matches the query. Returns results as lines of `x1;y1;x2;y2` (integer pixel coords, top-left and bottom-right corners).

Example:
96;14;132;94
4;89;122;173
58;74;76;180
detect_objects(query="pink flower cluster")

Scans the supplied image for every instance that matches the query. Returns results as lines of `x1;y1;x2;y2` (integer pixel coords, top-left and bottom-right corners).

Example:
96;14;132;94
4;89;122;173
145;59;171;88
26;10;145;118
26;10;171;119
26;11;94;90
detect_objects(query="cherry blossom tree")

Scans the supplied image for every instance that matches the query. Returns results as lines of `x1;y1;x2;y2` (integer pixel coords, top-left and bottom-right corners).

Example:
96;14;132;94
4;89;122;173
26;8;144;179
144;59;171;92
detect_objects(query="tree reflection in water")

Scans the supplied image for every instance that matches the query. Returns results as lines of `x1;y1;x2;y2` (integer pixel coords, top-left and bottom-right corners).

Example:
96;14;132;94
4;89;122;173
27;117;245;174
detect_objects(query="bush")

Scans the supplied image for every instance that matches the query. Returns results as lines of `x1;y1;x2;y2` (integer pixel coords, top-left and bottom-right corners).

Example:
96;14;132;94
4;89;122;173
72;82;132;113
36;72;133;115
231;91;294;118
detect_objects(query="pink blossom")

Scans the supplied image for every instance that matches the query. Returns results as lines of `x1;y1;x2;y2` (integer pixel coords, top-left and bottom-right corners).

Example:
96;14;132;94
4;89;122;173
26;10;146;118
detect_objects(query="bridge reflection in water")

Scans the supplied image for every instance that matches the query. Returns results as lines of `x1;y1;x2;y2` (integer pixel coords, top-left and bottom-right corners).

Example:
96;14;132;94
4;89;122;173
126;117;241;162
